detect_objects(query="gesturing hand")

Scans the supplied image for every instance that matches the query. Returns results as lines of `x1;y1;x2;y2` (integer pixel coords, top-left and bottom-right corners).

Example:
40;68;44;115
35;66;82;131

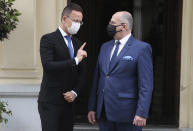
63;91;76;103
76;42;87;63
133;115;146;127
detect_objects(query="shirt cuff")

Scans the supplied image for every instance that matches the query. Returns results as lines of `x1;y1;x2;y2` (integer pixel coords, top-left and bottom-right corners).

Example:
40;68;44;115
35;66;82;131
74;57;79;65
71;90;78;97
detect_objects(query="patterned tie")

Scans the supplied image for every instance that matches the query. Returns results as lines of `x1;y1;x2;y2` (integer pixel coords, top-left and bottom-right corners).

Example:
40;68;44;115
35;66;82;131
65;36;74;58
109;41;120;70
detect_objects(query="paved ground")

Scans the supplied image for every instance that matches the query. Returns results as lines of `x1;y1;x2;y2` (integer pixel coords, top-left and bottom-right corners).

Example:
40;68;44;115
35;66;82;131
73;124;193;131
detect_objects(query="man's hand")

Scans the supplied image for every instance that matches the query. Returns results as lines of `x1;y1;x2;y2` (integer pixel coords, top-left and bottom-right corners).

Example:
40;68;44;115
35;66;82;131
63;91;76;102
88;111;96;125
133;115;146;127
76;42;87;63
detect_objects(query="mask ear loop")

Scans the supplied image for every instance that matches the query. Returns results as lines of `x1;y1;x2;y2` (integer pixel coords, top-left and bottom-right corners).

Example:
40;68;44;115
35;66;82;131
116;24;124;33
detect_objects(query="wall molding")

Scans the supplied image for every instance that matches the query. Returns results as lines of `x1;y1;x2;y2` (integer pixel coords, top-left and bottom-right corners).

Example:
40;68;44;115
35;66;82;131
0;84;40;97
0;70;41;79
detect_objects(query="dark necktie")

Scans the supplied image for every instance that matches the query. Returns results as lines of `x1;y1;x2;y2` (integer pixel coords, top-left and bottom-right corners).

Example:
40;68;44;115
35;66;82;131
65;36;74;58
109;41;120;70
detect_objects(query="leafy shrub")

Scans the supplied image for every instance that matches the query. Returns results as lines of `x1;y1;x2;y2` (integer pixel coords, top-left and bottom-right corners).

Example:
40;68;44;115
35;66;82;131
0;100;12;124
0;0;21;41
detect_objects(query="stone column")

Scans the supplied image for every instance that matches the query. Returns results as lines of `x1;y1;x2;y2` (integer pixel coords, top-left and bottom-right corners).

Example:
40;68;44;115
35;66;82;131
180;0;193;128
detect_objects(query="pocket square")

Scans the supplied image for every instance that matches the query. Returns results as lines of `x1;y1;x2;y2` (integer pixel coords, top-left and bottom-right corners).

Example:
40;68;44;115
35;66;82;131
122;56;134;60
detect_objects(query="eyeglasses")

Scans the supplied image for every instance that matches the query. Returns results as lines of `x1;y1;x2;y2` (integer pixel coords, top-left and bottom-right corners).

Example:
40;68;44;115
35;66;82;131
67;16;83;26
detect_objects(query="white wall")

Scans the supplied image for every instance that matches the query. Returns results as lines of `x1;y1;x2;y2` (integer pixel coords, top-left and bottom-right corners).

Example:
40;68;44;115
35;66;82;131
0;85;41;131
1;97;41;131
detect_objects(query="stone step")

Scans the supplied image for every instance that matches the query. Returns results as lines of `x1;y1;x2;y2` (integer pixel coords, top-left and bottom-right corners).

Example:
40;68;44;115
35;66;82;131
73;124;190;131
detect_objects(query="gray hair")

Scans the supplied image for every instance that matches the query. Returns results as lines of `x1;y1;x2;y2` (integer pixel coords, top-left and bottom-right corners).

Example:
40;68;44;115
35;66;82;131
120;11;133;30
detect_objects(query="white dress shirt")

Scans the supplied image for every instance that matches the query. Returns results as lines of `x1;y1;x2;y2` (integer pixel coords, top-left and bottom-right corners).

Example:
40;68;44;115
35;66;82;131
110;33;131;60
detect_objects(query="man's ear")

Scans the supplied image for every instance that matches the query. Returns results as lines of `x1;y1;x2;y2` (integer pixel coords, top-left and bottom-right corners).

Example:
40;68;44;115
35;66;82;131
62;15;67;22
123;23;129;31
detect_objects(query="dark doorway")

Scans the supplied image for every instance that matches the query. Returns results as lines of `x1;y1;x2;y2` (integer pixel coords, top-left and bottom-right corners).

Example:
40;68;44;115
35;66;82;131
69;0;182;126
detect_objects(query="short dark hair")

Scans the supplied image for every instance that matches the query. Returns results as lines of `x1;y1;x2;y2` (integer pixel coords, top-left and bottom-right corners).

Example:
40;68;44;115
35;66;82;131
61;3;83;21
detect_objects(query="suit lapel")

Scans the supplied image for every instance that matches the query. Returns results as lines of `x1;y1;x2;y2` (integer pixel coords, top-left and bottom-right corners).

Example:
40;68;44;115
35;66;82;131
109;35;134;73
55;29;72;58
55;29;69;50
104;40;114;74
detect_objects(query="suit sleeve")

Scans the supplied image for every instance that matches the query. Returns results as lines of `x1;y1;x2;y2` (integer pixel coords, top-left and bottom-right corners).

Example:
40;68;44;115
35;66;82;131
72;57;87;95
136;44;154;118
40;35;76;72
88;57;100;112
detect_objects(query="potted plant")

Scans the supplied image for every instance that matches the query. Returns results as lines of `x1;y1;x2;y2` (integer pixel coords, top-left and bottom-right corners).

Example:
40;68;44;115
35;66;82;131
0;100;12;125
0;0;21;41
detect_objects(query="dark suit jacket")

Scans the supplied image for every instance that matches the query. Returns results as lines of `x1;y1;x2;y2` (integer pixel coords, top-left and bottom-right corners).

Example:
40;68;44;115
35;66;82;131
38;29;86;105
88;35;153;122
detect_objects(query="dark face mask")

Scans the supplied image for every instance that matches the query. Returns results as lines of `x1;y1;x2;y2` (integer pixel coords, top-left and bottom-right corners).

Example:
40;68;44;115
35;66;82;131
106;24;122;37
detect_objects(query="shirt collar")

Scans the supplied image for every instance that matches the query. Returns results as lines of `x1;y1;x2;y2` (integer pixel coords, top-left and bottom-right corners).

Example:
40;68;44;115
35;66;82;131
58;26;68;37
115;33;131;45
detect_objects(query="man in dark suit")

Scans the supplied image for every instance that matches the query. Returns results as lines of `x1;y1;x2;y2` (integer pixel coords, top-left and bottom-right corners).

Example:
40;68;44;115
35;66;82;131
38;3;87;131
88;11;153;131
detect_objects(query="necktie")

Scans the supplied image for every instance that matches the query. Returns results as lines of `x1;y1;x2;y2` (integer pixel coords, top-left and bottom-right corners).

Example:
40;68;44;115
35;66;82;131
109;41;120;70
65;36;74;58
